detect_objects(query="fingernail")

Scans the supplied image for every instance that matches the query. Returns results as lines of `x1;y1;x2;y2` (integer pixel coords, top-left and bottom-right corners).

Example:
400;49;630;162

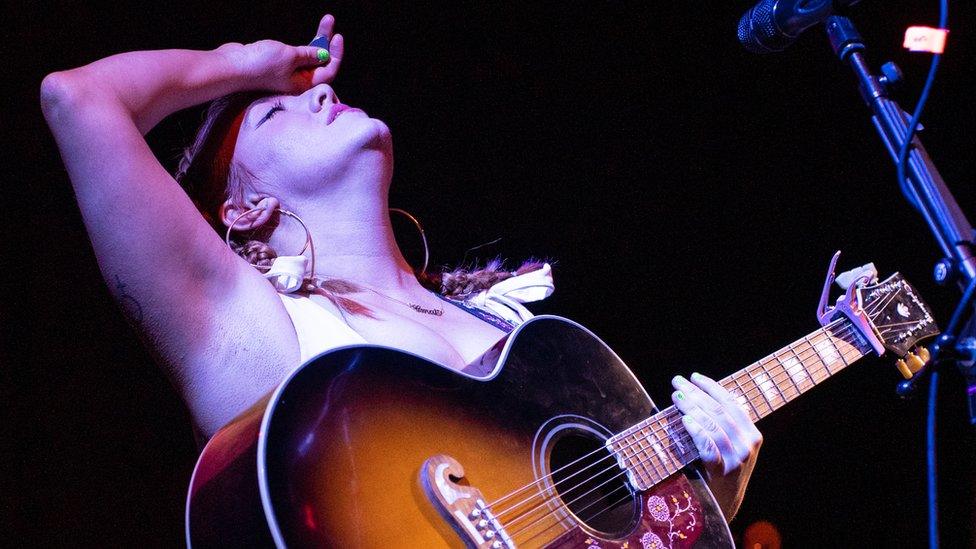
673;375;686;385
317;49;330;63
681;415;696;426
674;391;685;400
691;372;703;381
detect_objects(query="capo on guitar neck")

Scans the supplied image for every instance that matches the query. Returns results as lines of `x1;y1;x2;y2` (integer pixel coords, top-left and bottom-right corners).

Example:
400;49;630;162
816;251;887;356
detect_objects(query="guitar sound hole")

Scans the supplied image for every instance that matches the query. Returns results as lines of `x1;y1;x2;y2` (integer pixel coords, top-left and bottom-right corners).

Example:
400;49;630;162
549;433;638;537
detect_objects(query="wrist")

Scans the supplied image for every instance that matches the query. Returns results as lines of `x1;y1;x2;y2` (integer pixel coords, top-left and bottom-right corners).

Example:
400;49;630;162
212;43;247;77
188;45;250;95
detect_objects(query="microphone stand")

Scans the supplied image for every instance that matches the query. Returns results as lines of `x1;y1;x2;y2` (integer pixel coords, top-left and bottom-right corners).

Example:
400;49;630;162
823;14;976;549
823;15;976;422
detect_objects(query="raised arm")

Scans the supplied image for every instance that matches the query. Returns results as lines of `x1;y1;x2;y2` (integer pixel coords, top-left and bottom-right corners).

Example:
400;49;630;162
40;16;344;435
39;40;333;290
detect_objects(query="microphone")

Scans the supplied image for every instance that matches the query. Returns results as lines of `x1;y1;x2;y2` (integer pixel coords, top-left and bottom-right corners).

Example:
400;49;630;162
737;0;861;53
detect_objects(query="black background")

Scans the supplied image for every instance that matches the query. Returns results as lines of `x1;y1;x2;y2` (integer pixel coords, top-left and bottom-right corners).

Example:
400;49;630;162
10;0;976;546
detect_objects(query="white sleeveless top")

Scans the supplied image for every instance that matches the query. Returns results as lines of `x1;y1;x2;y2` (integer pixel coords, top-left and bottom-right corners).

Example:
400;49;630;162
277;264;555;364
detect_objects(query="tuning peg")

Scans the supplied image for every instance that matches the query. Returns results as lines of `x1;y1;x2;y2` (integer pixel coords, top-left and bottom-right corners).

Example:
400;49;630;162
896;358;912;379
906;352;926;372
895;350;929;380
917;346;930;363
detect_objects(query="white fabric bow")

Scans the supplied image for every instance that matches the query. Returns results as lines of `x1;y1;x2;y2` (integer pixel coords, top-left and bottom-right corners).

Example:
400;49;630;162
264;255;309;293
468;263;555;324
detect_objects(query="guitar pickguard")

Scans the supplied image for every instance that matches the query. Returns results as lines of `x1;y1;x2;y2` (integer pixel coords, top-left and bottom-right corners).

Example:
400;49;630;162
548;476;703;549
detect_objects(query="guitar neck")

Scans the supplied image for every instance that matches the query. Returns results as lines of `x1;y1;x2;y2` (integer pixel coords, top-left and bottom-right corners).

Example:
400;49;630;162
606;317;875;490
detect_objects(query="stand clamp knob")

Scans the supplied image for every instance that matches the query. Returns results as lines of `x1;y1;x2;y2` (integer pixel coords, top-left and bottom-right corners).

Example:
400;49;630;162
878;61;904;92
933;258;954;285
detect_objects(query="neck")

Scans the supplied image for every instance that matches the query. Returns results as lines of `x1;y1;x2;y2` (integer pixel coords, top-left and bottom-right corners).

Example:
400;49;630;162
606;318;874;491
272;174;423;293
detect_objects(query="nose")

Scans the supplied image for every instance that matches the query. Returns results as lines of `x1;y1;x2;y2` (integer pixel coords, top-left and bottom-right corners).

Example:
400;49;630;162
308;84;338;112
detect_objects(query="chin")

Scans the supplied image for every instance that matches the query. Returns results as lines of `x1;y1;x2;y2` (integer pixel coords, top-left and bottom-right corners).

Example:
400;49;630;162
361;118;393;152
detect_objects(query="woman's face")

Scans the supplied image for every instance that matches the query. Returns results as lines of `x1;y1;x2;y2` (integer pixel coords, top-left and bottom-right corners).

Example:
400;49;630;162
232;84;392;200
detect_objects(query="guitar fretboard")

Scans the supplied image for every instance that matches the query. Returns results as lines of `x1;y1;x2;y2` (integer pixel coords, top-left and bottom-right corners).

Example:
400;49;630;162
606;318;873;490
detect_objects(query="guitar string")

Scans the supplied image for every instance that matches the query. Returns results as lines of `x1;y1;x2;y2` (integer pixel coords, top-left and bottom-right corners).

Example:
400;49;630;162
484;319;854;514
513;482;636;548
511;291;913;546
862;284;903;316
497;339;865;532
721;334;861;417
873;319;925;329
490;329;862;528
496;428;694;532
487;322;860;519
865;286;904;316
496;326;854;523
510;478;634;547
488;321;857;516
601;321;865;440
499;343;864;539
504;452;651;542
502;338;865;529
507;424;693;540
502;301;908;543
502;343;865;544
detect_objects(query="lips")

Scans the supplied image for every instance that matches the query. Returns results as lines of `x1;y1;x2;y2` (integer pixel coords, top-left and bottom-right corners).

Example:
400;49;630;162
326;103;362;125
326;103;348;125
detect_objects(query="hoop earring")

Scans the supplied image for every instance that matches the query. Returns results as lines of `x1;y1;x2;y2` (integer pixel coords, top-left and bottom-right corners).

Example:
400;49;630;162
225;207;317;277
390;208;430;277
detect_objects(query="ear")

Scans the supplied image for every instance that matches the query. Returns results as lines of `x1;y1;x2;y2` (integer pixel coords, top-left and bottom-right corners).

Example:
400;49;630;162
220;194;282;232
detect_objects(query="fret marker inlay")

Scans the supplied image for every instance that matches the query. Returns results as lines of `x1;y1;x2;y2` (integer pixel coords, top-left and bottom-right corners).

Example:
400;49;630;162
783;356;807;386
814;339;840;368
754;372;779;406
734;393;750;414
652;442;667;467
606;318;879;492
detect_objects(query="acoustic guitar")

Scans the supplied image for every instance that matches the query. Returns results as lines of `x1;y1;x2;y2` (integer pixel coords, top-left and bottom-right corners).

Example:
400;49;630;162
186;256;939;548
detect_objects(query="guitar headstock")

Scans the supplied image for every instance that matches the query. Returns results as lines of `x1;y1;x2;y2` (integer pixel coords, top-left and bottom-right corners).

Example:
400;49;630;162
818;253;941;379
859;273;940;377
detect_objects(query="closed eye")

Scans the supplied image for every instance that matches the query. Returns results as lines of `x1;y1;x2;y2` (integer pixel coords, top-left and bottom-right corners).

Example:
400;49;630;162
256;101;285;128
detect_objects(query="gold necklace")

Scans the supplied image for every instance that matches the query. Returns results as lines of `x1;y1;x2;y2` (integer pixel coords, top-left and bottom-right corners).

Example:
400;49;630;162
363;287;445;316
309;274;446;316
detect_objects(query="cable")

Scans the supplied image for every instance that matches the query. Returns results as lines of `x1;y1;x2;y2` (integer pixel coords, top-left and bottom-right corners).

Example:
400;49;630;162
896;0;948;211
893;4;952;546
925;274;976;549
927;368;939;549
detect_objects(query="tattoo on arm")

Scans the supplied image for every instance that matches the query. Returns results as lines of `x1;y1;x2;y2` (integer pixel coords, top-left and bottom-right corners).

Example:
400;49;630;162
115;274;144;324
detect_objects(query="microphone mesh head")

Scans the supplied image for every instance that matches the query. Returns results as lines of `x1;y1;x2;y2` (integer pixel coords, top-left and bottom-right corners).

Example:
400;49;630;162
737;0;796;53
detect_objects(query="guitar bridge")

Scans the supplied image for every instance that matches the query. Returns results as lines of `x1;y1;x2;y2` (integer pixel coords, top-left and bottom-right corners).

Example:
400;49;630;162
420;454;515;548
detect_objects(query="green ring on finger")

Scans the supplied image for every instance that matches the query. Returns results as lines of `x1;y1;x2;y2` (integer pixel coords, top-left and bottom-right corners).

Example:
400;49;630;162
309;35;331;64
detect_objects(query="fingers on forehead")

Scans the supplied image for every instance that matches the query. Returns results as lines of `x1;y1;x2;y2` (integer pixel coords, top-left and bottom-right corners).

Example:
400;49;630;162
317;14;335;38
329;33;344;59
